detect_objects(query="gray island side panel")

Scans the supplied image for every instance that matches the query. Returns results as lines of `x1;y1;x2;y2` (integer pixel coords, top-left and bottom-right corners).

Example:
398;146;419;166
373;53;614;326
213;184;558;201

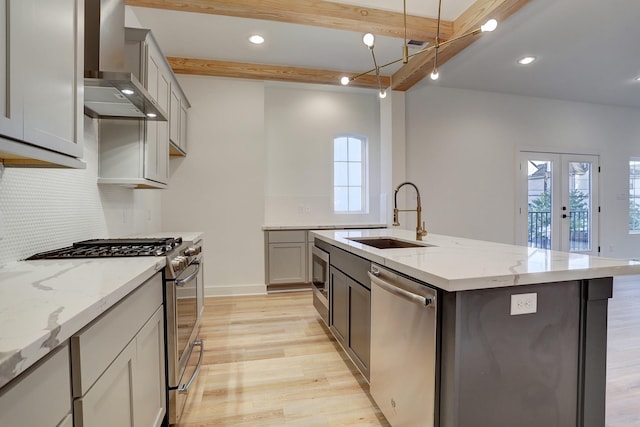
439;278;612;427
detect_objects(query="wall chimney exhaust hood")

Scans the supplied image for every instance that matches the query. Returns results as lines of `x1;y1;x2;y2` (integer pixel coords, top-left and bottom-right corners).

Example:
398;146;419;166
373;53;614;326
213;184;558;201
84;0;167;121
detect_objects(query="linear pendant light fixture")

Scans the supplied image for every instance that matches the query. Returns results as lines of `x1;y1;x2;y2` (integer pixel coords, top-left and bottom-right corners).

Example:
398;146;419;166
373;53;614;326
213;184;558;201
341;0;498;97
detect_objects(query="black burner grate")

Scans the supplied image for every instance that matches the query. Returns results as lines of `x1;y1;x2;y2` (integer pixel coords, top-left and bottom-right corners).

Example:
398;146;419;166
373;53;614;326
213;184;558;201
26;237;182;260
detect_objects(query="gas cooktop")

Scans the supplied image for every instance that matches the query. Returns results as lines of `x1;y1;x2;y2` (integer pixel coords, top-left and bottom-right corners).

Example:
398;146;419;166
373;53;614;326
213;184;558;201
26;237;183;260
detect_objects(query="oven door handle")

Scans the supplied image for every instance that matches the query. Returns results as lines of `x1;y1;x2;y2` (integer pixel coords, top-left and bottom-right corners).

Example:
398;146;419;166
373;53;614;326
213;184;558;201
174;260;201;287
178;339;204;392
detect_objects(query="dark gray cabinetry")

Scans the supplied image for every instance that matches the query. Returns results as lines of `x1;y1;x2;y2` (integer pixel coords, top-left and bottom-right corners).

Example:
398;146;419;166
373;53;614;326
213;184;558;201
330;267;349;344
327;245;371;380
349;278;371;374
439;278;613;427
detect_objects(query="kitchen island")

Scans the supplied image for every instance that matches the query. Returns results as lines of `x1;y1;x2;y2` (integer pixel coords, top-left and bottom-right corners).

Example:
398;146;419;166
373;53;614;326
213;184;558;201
311;228;640;427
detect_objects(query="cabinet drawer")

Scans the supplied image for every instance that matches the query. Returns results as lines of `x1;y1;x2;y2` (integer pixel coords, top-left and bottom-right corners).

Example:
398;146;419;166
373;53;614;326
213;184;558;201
71;273;163;397
268;230;306;243
73;338;137;427
0;343;71;426
330;245;371;288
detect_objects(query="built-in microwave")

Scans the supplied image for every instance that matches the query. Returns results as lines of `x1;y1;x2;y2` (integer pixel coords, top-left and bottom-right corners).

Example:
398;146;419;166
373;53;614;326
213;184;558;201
311;245;330;325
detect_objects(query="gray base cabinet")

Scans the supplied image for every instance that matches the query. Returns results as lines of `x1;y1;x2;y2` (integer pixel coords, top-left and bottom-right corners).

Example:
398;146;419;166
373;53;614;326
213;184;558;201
330;267;349;343
72;273;166;427
327;245;371;380
265;230;308;286
0;343;72;426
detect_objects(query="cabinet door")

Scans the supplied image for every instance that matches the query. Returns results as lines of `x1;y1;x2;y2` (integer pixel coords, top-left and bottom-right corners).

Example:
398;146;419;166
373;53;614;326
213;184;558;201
156;72;170;184
179;101;188;152
0;344;71;427
74;339;136;427
268;243;306;284
145;44;160;102
0;0;23;140
169;88;180;145
330;267;349;346
134;307;166;427
349;278;371;375
22;0;82;157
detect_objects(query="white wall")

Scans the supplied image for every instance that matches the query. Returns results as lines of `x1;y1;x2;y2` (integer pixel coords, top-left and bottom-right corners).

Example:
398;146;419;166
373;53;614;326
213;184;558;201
406;85;640;259
161;77;385;295
161;76;267;296
263;83;382;226
0;117;162;266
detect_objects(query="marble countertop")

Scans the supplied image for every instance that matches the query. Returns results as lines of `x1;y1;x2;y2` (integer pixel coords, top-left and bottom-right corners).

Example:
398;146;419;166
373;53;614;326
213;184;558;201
0;257;164;389
311;228;640;292
263;224;386;231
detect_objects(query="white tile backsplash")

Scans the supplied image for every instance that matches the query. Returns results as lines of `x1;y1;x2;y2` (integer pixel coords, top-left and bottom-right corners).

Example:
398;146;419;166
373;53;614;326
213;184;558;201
0;117;161;265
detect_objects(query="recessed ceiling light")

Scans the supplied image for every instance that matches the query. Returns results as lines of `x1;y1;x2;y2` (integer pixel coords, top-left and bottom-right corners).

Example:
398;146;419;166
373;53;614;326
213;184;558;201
146;113;157;118
517;56;536;65
249;35;264;45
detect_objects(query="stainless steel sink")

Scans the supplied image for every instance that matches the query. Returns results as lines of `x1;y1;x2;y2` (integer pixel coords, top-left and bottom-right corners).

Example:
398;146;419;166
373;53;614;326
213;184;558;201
346;237;436;249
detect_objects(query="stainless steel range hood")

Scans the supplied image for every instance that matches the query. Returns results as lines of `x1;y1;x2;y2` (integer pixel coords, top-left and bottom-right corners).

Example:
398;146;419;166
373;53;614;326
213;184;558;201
84;0;167;121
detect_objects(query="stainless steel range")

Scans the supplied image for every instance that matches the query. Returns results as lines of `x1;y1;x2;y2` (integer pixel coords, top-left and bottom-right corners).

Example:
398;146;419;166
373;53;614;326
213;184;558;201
27;237;204;425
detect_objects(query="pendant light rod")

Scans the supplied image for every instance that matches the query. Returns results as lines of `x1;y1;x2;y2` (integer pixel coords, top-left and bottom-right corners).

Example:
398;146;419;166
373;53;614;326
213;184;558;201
340;0;498;88
402;0;408;63
346;26;488;83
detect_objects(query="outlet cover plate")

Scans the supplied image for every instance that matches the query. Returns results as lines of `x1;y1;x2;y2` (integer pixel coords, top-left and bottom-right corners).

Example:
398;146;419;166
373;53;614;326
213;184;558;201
510;293;537;315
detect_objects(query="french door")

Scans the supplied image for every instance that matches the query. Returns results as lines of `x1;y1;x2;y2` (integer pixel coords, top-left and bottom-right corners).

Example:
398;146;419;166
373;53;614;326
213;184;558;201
517;152;599;255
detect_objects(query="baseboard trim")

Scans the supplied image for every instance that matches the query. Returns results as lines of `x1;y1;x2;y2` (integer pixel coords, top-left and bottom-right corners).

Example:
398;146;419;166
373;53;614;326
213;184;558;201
204;284;267;297
267;283;312;293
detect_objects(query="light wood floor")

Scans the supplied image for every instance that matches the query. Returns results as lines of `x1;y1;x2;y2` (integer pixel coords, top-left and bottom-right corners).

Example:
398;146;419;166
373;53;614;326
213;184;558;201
175;291;389;426
176;280;640;427
606;278;640;427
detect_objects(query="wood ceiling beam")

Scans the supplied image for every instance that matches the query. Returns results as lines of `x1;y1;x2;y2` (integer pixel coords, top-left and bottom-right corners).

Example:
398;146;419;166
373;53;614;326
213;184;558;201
390;0;531;91
125;0;453;43
167;56;390;89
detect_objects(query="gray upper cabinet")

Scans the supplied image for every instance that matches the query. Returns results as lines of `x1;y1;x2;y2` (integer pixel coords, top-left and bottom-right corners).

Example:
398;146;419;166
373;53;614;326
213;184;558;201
169;76;190;156
0;0;84;168
98;28;188;188
98;29;173;188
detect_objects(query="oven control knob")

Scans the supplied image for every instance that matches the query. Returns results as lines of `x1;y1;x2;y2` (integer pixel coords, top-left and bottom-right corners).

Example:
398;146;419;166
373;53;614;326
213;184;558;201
171;256;186;272
184;246;201;256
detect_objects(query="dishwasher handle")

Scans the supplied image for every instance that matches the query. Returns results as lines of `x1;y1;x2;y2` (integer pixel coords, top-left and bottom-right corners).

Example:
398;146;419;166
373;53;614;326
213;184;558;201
368;271;434;307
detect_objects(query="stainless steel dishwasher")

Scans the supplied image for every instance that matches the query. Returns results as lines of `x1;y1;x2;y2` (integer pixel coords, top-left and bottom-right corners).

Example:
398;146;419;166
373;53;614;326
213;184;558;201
368;264;438;427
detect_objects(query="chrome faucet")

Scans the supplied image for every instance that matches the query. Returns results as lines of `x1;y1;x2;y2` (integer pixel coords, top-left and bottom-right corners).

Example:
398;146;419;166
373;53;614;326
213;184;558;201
393;182;427;241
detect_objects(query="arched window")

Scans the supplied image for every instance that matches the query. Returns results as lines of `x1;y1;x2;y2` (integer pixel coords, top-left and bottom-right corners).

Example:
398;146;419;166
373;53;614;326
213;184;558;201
333;134;368;213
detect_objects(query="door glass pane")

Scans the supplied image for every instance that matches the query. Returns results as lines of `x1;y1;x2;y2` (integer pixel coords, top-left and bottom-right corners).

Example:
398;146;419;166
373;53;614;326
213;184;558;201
527;160;552;249
568;162;591;251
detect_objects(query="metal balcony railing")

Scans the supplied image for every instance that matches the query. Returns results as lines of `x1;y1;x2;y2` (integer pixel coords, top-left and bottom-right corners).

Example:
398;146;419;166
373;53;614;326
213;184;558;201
528;210;589;251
